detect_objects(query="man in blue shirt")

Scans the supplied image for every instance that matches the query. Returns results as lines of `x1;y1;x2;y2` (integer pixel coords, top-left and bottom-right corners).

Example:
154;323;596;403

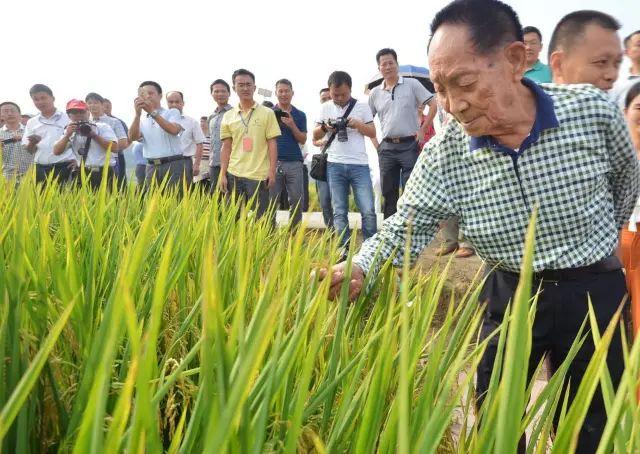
523;26;552;83
271;79;307;227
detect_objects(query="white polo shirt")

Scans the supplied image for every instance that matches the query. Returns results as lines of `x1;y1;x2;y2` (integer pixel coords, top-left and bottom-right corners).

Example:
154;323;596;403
139;107;184;159
63;122;117;168
315;99;374;166
22;110;73;165
178;114;205;157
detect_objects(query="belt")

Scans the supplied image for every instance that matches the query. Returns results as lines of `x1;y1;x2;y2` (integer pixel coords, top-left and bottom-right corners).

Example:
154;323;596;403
36;161;74;169
497;255;622;282
383;136;416;144
147;155;185;166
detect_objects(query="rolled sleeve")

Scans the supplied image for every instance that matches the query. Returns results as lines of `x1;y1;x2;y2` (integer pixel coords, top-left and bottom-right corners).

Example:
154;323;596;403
100;124;117;143
220;114;232;140
194;121;205;144
413;79;434;106
353;141;455;276
605;103;640;229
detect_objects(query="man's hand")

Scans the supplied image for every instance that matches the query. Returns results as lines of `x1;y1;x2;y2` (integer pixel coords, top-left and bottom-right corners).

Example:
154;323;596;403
280;114;296;130
219;173;228;193
64;124;78;138
193;164;200;177
134;97;144;115
266;171;276;189
27;134;42;144
317;262;365;301
347;118;362;129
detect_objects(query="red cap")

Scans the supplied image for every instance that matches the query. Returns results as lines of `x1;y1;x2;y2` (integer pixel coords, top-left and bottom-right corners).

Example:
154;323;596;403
66;99;88;112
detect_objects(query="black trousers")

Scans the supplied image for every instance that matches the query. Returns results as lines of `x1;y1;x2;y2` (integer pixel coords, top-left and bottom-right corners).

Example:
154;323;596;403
35;162;75;185
378;140;419;219
81;167;116;190
209;165;221;194
477;267;628;453
226;172;271;221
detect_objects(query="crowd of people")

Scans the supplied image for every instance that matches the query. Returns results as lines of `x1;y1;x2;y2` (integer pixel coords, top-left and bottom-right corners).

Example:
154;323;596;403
1;0;640;450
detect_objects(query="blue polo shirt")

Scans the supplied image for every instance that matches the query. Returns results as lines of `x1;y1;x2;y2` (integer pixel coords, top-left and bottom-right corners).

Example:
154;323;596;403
275;105;307;162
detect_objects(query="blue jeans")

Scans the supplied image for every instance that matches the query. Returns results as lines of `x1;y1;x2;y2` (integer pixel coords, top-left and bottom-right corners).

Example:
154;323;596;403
327;162;377;246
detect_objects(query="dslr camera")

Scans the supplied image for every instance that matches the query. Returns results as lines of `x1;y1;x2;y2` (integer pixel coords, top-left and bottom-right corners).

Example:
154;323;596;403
272;107;290;122
326;117;349;142
75;121;95;137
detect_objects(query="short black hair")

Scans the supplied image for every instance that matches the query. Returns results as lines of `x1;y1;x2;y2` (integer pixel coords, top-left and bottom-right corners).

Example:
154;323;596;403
200;116;208;121
275;78;293;89
262;100;274;108
21;114;31;119
139;81;163;95
0;101;21;113
29;84;53;97
210;79;230;93
167;91;184;102
548;10;620;60
624;30;640;49
429;0;523;55
319;88;329;95
625;81;640;109
232;69;256;84
523;26;542;41
376;48;398;64
103;98;111;104
85;92;105;103
327;71;352;89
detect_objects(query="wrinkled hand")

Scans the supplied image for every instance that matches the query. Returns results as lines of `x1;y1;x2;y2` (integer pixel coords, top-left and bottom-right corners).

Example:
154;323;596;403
28;134;41;144
316;262;365;301
134;97;144;115
64;123;78;137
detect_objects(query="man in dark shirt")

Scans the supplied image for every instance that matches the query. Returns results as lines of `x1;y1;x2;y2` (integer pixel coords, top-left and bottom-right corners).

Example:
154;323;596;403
271;79;308;227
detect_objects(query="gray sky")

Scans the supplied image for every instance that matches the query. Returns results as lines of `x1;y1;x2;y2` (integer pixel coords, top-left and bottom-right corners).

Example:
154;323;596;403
2;0;639;126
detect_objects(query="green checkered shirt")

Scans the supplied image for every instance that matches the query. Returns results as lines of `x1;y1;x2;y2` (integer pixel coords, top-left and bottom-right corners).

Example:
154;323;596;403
354;82;640;276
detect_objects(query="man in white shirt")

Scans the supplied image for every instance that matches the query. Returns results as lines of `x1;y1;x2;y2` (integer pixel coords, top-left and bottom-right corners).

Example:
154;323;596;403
166;91;205;182
610;30;640;109
128;81;185;190
313;71;377;248
22;84;73;184
53;99;118;189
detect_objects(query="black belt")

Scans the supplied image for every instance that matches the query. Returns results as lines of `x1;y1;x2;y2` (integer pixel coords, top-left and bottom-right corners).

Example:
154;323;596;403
36;161;74;169
497;255;622;282
383;136;416;144
147;155;185;166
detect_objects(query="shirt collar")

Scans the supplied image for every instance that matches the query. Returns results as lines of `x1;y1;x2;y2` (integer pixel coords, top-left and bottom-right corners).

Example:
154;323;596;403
382;75;404;90
38;110;62;121
235;102;257;113
215;103;232;114
469;78;559;152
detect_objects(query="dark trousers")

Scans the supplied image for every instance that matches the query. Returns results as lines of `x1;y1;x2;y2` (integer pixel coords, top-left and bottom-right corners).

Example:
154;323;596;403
135;164;146;186
378;140;419;219
115;152;127;189
476;266;628;453
226;172;271;220
144;157;190;191
209;165;221;193
302;164;310;211
35;162;75;185
81;166;116;190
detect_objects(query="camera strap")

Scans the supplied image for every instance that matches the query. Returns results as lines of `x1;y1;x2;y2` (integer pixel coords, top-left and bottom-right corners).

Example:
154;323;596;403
321;98;357;154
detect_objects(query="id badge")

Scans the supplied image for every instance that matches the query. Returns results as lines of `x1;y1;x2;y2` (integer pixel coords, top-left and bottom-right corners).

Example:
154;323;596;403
242;135;253;152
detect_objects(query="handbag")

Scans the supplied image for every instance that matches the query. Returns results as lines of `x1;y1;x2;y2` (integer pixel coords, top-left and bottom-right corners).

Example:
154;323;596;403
310;98;357;181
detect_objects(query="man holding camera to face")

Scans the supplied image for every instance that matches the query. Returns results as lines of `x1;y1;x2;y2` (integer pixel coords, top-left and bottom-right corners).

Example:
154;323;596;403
53;99;118;189
271;78;308;228
313;71;377;248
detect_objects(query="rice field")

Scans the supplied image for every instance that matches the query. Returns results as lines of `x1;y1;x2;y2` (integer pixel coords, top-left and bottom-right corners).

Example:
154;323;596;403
1;172;640;453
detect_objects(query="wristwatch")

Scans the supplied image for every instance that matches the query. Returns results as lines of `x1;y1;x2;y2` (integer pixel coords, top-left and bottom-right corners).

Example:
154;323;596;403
149;110;159;119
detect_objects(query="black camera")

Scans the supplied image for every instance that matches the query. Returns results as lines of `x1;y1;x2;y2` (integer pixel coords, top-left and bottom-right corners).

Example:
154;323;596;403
1;137;18;145
327;117;349;142
75;121;94;137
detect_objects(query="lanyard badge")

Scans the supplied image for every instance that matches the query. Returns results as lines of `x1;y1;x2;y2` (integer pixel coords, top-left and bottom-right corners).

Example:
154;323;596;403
240;109;254;152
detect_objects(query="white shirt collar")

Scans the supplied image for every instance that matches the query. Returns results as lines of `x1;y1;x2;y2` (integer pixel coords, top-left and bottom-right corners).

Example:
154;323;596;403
382;75;404;90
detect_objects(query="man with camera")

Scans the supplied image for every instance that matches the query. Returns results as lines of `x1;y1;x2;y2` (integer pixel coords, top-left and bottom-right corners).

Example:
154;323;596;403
22;84;74;184
166;91;205;182
53;99;118;189
270;79;307;228
0;101;32;181
313;71;377;247
128;81;185;190
369;48;437;219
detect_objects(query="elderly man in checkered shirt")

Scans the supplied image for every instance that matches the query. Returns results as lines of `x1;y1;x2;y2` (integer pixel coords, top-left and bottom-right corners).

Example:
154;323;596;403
321;1;639;452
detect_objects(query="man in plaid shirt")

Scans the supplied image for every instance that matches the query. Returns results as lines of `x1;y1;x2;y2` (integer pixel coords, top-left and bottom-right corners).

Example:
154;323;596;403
322;1;639;451
0;102;32;181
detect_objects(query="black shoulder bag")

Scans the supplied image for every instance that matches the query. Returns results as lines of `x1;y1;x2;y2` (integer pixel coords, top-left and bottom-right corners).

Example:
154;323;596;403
310;98;357;181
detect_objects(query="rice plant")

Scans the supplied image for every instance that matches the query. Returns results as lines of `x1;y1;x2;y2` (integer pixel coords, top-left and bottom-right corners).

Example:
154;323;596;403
0;172;639;453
